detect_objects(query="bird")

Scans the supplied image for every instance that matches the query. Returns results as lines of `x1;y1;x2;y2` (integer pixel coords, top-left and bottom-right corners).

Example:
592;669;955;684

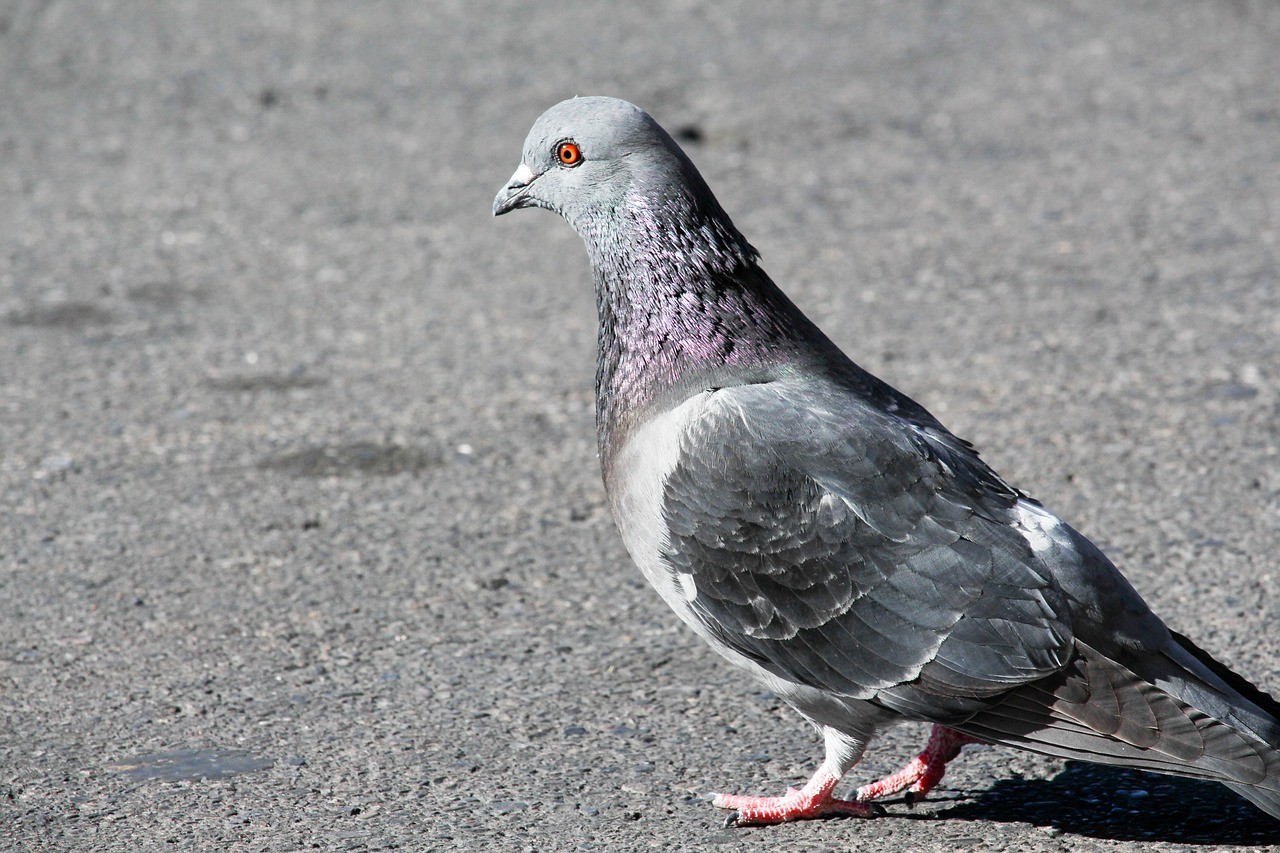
492;96;1280;827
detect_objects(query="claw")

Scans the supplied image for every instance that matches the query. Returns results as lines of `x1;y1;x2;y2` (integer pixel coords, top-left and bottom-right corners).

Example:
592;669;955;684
722;811;740;828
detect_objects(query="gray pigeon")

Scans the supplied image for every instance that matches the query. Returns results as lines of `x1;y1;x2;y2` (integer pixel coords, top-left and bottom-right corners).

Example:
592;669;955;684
493;96;1280;826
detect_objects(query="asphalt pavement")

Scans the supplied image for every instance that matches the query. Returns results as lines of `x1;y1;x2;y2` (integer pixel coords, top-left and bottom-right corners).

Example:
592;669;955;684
2;1;1279;850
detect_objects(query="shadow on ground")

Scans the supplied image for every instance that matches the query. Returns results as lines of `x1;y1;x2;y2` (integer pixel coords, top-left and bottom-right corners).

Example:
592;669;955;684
929;761;1280;845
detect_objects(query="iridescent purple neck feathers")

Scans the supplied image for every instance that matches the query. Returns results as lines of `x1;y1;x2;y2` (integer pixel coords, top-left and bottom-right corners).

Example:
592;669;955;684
580;186;827;464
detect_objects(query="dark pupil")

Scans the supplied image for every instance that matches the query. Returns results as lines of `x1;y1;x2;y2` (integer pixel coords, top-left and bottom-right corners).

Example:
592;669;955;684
562;146;574;161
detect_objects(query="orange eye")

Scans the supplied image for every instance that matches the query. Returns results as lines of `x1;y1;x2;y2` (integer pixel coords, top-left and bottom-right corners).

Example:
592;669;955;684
556;141;582;166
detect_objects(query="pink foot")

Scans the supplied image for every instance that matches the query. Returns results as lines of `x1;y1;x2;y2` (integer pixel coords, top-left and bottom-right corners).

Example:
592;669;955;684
713;765;882;826
856;725;981;805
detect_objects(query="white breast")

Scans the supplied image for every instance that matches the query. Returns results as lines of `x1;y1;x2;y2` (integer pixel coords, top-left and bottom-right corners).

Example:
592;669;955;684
608;391;714;628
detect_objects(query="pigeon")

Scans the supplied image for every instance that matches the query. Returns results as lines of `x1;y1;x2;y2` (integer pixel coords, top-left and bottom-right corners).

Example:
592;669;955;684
493;96;1280;826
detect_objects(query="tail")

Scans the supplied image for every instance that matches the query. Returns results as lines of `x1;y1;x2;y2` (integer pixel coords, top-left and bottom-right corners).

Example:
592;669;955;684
1163;629;1280;745
953;637;1280;819
1225;784;1280;821
1163;630;1280;818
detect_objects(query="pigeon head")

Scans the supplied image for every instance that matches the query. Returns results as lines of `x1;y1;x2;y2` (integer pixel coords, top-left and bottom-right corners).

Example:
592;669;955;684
493;97;681;221
493;97;643;218
492;97;755;272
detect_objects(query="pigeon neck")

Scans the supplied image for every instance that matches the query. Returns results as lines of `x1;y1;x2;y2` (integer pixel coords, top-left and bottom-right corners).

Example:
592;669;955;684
581;204;822;462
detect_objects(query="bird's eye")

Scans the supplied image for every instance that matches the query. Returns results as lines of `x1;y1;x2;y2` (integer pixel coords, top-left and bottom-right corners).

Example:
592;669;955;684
556;141;583;167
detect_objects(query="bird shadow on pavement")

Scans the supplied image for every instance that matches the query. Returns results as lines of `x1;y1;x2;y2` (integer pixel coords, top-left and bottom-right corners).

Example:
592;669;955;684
911;761;1280;845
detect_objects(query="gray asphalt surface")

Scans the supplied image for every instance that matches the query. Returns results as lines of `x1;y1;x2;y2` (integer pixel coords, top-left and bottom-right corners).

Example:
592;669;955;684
3;1;1279;850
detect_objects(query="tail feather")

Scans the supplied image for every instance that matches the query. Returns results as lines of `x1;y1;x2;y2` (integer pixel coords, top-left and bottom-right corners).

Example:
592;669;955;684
954;640;1280;813
1226;783;1280;820
1163;629;1280;747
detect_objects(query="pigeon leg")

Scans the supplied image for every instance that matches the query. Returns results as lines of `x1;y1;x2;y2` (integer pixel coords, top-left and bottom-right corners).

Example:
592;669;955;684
713;728;881;826
855;724;980;804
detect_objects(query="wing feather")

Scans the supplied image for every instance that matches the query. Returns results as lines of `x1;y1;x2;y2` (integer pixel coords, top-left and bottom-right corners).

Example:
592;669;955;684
660;382;1072;701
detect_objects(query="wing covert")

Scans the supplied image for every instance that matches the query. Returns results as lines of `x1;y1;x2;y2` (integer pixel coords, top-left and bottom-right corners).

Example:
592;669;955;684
659;381;1074;704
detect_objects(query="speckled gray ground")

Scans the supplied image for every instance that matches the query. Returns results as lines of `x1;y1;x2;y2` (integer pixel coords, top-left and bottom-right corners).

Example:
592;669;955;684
2;1;1279;851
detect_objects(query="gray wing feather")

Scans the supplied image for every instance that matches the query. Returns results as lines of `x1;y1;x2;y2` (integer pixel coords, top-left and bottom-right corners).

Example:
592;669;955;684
660;381;1073;703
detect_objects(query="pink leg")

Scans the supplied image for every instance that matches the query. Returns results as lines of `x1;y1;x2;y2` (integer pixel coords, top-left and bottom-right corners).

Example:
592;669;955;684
713;764;881;826
856;725;981;804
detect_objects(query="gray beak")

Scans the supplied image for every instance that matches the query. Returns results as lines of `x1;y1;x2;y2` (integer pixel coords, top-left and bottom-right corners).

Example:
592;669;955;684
492;163;538;216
